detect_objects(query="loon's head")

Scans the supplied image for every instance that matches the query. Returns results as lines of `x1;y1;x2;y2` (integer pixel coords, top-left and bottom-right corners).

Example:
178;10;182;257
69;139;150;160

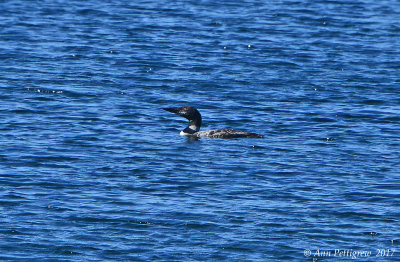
163;106;202;135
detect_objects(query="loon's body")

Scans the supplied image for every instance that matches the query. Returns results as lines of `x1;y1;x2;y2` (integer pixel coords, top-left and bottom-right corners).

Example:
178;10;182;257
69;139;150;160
163;106;264;139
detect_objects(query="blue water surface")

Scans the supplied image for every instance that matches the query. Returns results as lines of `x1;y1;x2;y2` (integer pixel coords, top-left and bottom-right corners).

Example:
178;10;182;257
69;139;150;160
1;0;400;261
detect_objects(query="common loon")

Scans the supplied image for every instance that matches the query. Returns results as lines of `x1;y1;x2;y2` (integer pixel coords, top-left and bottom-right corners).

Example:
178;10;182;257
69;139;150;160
163;106;264;138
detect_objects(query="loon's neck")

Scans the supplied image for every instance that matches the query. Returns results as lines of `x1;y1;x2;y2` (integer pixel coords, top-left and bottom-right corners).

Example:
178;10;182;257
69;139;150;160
162;106;202;136
180;120;201;135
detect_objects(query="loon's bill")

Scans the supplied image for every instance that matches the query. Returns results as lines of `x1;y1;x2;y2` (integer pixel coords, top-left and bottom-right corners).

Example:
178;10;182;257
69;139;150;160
163;106;264;139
